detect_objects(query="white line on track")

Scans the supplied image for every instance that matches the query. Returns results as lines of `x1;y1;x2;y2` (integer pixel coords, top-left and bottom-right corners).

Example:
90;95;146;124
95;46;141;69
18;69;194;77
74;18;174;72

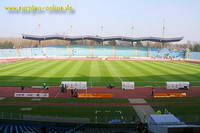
54;88;60;98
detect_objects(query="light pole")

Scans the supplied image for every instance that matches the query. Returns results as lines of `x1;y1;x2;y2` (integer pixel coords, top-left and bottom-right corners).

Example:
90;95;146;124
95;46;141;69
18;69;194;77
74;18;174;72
131;26;134;37
100;25;104;36
162;19;166;48
70;25;73;35
162;19;165;39
38;24;41;35
100;25;104;45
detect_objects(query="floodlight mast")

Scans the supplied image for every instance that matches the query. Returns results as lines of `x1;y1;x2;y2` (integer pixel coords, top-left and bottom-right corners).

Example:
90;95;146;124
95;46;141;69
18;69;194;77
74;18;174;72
100;25;104;45
131;25;134;37
162;19;165;39
70;25;73;35
38;24;40;35
100;25;104;36
130;25;134;45
161;19;166;47
38;24;41;46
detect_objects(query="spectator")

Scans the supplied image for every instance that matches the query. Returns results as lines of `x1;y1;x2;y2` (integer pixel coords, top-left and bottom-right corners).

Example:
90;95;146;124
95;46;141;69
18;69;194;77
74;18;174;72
43;82;47;89
74;88;78;97
107;83;114;89
71;89;74;97
156;110;162;114
21;86;24;91
40;126;48;133
151;88;155;96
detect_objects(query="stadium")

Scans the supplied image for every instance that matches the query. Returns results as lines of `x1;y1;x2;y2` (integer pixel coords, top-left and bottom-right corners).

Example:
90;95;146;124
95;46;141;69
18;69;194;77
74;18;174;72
1;32;200;133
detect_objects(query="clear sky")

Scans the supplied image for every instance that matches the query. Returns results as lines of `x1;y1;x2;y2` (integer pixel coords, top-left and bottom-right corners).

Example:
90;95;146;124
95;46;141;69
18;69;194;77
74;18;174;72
0;0;200;42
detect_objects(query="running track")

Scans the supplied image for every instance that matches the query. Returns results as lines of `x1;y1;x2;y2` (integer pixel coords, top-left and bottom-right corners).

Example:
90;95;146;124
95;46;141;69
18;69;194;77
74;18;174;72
1;101;200;107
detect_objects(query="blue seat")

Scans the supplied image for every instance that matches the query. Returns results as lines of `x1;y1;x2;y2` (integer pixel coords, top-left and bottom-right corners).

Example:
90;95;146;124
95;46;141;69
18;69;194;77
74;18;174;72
150;48;159;57
190;52;200;60
0;123;77;133
0;44;190;59
32;48;45;56
19;48;32;57
0;49;17;57
138;47;148;57
71;45;90;56
115;45;136;56
93;45;113;56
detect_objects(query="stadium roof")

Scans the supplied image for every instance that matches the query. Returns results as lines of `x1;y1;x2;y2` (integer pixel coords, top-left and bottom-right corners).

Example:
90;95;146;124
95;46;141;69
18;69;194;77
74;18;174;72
22;34;183;43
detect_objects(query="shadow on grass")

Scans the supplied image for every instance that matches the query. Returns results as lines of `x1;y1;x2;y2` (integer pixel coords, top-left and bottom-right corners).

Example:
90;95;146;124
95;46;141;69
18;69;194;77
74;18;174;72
0;73;200;87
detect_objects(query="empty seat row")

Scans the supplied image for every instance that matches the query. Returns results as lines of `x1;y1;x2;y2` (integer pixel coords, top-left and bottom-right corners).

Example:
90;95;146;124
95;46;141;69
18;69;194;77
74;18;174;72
0;46;185;58
0;124;40;133
0;124;75;133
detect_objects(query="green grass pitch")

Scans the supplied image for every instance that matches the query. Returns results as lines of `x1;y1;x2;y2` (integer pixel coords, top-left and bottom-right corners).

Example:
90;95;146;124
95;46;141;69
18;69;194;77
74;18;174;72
0;60;200;86
0;105;136;123
0;98;136;123
152;105;200;122
146;98;200;122
0;97;129;103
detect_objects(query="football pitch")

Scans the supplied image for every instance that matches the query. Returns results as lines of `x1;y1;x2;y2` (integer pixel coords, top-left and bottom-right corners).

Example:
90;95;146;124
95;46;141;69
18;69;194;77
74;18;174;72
0;60;200;86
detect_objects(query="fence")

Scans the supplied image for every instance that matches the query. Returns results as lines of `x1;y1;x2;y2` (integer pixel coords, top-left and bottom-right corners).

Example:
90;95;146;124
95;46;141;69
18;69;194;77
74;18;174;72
0;112;23;120
0;112;89;123
0;112;138;124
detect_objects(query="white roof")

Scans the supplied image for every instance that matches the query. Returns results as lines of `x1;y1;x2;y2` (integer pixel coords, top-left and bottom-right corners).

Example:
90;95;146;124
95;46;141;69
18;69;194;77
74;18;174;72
167;125;200;128
150;114;181;124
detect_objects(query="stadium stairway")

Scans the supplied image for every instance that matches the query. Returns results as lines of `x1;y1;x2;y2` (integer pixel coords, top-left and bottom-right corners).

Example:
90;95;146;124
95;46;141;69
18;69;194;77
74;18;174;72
129;99;155;123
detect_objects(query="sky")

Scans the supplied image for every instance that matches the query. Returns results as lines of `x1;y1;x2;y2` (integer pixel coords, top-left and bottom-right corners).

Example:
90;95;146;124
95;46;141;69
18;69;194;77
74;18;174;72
0;0;200;42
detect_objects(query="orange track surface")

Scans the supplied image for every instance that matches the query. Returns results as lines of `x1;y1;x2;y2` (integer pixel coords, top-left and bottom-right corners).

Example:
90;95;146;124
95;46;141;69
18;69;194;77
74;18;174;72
77;93;113;98
154;92;187;98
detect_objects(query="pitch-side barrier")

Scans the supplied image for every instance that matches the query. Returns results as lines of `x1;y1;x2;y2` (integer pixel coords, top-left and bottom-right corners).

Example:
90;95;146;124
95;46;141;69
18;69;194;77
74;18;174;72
77;93;113;98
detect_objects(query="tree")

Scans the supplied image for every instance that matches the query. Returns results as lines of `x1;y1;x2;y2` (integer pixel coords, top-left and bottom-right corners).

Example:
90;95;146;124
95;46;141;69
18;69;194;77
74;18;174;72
0;41;14;49
108;40;116;46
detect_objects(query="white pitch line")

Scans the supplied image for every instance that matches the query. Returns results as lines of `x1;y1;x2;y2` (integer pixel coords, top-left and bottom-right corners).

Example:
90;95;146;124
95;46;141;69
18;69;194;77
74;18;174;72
116;111;122;114
95;110;101;114
104;61;122;82
95;116;97;123
0;97;5;101
61;61;84;81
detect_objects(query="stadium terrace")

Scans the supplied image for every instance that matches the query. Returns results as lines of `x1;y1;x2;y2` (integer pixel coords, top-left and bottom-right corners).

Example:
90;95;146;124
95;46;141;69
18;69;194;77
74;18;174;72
22;34;183;43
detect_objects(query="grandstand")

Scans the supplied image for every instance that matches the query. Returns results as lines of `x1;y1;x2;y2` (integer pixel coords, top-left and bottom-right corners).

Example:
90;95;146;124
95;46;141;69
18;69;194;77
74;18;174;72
0;35;186;59
0;120;84;133
0;120;136;133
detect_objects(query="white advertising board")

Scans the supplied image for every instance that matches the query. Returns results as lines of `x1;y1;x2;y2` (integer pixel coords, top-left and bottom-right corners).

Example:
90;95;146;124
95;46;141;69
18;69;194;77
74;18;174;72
61;81;87;89
14;93;49;98
166;82;190;90
122;82;135;90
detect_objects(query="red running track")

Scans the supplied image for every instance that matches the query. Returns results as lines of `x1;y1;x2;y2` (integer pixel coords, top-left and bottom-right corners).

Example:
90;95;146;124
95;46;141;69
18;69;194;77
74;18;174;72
1;101;200;107
1;86;200;99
